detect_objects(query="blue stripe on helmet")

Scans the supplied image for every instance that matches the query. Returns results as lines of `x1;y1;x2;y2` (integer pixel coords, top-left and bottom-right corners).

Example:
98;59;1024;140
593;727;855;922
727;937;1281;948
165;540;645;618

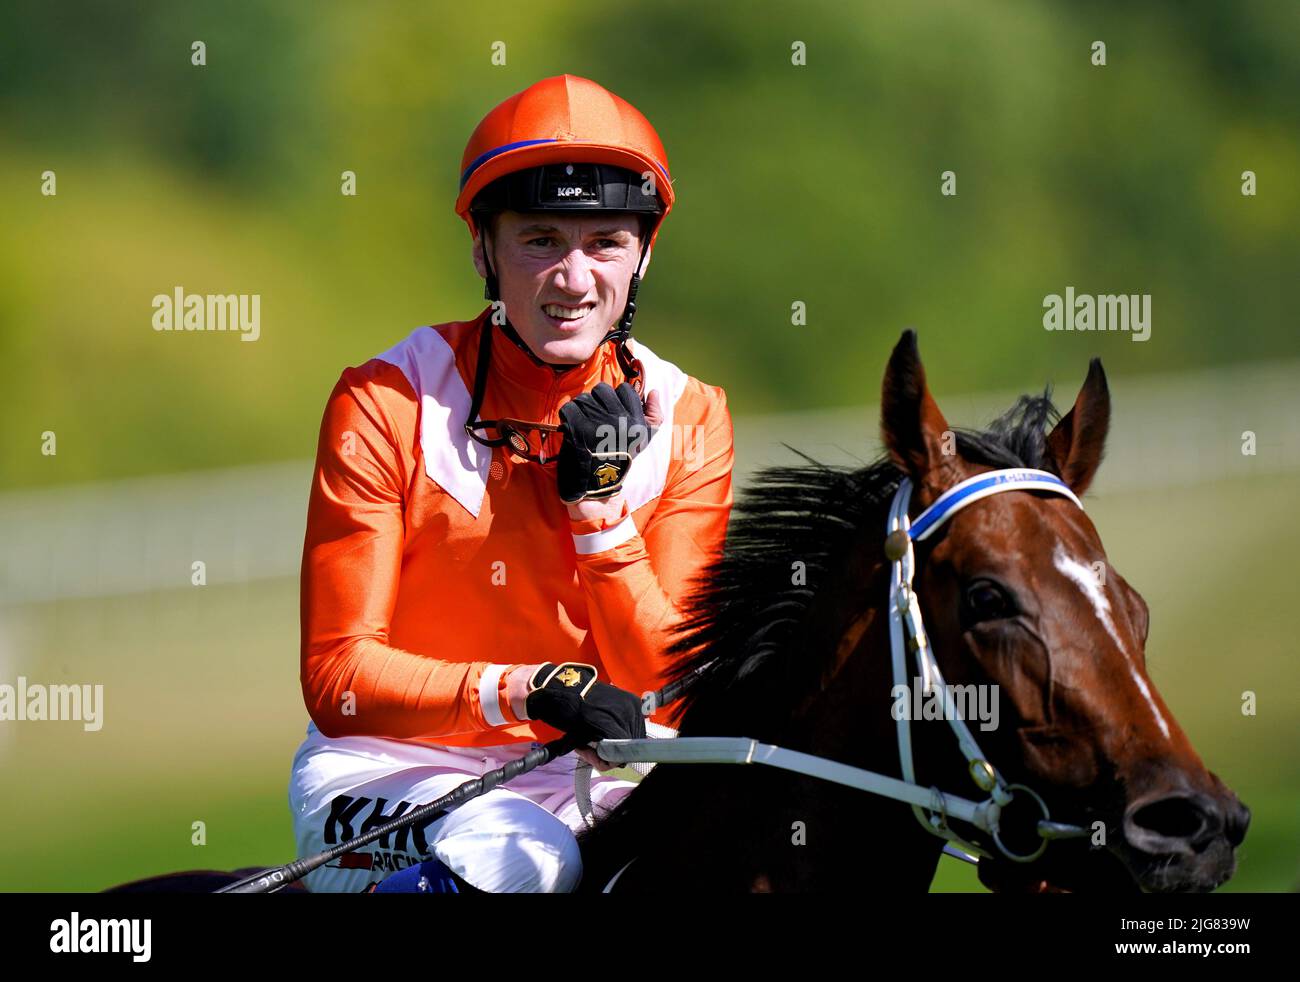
459;139;559;192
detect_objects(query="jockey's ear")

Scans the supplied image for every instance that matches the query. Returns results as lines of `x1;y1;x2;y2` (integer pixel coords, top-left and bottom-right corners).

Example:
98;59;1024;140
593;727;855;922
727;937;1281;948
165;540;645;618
880;330;959;494
1045;358;1110;497
471;228;489;281
472;212;506;282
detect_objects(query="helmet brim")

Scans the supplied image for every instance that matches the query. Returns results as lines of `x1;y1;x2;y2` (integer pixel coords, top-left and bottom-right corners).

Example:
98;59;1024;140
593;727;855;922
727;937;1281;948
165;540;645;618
456;141;674;242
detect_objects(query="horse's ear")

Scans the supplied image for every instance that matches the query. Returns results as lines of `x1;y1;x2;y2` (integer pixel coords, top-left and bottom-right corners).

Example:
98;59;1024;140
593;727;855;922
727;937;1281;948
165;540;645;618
1045;358;1110;496
880;330;956;486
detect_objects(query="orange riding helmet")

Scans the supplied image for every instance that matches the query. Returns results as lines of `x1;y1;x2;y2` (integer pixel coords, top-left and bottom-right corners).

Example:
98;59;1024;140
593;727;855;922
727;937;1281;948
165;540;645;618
455;74;675;254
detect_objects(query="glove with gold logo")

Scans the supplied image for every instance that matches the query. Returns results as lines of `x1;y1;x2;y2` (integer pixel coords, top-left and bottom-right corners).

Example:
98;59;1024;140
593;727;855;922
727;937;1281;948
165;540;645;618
556;382;653;502
524;662;647;744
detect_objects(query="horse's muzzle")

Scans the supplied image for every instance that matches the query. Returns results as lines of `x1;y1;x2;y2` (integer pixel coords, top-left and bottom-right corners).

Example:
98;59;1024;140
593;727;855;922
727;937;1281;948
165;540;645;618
1120;786;1249;892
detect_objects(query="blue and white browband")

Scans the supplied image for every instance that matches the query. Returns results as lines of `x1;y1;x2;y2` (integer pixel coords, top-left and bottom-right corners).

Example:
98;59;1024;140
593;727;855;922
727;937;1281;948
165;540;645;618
906;468;1083;542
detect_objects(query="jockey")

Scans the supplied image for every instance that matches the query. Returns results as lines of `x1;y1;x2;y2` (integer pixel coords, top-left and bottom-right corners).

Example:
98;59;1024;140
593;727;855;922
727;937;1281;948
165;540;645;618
287;74;735;892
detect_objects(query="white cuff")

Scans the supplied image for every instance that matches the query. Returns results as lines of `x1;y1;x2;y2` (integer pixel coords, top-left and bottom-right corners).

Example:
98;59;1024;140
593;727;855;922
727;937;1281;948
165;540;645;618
572;515;638;556
479;663;512;727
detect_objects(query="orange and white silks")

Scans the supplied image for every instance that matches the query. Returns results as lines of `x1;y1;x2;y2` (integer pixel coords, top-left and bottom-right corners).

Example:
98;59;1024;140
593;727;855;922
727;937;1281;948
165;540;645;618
299;307;734;748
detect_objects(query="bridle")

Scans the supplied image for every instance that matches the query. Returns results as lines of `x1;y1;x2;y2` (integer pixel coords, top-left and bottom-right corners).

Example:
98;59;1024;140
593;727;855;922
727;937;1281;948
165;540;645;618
592;466;1094;865
883;466;1087;861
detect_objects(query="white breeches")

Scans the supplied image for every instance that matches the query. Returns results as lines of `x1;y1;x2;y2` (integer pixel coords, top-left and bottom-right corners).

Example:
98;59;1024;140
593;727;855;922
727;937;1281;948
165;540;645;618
287;722;636;893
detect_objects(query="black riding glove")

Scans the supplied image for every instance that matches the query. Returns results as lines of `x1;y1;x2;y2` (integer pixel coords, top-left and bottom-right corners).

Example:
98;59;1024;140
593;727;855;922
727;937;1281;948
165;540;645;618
524;663;647;745
556;382;653;502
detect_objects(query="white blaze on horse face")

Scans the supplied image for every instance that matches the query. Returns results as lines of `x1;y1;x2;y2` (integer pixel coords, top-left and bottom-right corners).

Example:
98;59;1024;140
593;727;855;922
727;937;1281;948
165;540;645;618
1052;544;1171;740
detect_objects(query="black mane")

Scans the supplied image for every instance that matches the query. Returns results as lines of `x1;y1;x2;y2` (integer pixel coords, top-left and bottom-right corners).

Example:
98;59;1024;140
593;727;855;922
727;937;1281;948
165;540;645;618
660;391;1062;738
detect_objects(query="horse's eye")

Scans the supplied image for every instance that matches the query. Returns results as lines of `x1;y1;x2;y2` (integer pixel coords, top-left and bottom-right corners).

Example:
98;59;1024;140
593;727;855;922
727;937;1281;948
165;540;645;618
963;579;1014;624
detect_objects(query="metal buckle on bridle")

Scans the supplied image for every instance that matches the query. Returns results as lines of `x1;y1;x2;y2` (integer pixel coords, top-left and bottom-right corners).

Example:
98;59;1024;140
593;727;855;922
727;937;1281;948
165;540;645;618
991;783;1053;863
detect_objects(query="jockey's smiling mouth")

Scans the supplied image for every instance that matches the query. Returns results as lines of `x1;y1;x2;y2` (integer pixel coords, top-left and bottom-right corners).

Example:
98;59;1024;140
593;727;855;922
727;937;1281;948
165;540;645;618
473;211;649;368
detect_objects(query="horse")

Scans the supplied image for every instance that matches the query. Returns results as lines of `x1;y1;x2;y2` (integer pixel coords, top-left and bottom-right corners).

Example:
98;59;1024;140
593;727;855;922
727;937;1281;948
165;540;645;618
107;331;1248;893
576;330;1249;893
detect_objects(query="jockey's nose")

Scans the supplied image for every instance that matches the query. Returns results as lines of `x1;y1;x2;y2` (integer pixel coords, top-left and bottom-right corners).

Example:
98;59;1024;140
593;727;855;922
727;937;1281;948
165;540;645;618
555;249;596;295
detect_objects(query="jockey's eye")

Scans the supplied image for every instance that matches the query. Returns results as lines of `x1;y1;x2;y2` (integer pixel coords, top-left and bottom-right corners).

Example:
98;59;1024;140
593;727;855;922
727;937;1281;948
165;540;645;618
962;578;1016;626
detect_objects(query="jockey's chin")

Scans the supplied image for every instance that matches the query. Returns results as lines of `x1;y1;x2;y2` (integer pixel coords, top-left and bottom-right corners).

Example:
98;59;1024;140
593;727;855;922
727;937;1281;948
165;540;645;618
515;304;618;367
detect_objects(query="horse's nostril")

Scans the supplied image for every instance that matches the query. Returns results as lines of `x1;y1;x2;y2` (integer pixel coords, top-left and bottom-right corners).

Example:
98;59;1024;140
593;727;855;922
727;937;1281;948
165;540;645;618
1126;793;1221;853
1226;801;1251;847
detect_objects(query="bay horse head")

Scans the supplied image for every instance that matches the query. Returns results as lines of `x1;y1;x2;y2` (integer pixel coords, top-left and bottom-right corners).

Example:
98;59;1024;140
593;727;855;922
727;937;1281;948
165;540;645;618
579;330;1248;893
874;330;1248;891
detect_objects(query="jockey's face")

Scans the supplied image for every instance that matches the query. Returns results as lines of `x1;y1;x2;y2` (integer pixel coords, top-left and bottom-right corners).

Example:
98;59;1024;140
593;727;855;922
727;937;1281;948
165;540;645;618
473;210;650;366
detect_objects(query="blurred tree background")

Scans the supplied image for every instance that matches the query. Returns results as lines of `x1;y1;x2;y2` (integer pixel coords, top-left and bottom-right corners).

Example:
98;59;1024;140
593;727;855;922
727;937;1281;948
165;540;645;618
1;0;1297;892
2;0;1297;486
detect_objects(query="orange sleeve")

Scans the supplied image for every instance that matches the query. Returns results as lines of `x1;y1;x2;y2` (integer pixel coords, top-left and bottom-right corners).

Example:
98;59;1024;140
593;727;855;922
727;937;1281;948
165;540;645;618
299;363;522;739
569;382;734;726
